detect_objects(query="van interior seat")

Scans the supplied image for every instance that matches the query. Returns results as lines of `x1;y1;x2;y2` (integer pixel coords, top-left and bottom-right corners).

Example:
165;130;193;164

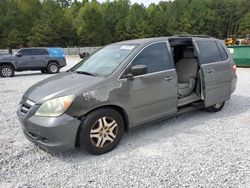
176;48;198;97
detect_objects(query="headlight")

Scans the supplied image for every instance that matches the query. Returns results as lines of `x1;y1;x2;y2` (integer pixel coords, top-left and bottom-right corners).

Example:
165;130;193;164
35;95;75;117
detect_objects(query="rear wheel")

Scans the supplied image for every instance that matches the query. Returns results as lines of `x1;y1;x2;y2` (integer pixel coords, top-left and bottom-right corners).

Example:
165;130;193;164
47;62;59;74
79;108;124;155
0;65;14;77
205;101;225;112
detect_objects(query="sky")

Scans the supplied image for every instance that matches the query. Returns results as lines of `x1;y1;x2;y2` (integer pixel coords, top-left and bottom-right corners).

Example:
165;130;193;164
97;0;162;6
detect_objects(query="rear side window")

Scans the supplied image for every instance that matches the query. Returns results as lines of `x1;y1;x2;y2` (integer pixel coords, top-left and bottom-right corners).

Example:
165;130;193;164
216;42;228;61
196;41;222;64
35;49;48;55
132;42;170;74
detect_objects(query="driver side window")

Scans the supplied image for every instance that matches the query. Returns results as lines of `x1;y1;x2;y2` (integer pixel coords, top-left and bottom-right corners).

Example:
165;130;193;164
132;42;170;74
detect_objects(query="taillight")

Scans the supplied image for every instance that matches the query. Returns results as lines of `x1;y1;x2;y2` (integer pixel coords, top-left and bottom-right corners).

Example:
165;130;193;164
233;64;237;73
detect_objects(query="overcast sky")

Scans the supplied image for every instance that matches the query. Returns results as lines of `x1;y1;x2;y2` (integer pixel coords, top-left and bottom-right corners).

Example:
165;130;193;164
96;0;163;6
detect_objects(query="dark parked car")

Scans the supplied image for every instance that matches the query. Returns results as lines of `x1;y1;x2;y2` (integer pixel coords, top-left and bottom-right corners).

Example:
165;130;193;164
0;48;66;77
79;52;89;59
17;36;237;155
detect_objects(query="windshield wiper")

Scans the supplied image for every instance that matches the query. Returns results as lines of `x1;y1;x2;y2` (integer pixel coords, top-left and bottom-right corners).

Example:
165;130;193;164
75;71;97;77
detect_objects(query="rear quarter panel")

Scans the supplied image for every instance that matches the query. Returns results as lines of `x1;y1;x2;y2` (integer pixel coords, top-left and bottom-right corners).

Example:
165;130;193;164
47;48;66;67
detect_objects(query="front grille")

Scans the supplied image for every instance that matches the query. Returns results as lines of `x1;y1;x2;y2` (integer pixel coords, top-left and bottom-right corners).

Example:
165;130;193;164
20;98;35;116
20;104;31;115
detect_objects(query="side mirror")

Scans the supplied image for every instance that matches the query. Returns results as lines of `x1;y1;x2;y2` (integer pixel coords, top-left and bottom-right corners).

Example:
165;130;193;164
16;52;22;57
130;64;147;76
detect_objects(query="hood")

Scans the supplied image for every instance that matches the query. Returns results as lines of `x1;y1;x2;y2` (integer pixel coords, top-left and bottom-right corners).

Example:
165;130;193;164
24;72;104;104
0;54;15;61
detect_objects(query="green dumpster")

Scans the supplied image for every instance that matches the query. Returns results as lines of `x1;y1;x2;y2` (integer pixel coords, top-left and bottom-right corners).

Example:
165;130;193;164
227;45;250;67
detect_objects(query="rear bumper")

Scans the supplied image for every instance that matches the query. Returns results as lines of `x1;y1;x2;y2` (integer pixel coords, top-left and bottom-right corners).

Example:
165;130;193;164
17;109;81;152
59;58;67;68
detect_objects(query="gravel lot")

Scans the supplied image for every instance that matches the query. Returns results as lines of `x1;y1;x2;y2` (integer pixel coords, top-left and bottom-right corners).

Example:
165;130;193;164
0;58;250;187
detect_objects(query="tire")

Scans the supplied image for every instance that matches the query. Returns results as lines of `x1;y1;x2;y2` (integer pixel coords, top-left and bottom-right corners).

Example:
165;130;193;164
0;65;14;77
41;70;47;73
79;108;124;155
47;62;59;74
205;101;225;113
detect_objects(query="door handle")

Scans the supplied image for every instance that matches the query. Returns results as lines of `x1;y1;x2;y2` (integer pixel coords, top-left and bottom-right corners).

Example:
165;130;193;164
207;69;214;73
164;77;174;81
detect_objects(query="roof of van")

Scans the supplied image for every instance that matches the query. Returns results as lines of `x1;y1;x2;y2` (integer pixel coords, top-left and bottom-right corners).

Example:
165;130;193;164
115;37;169;45
19;47;62;50
115;35;215;45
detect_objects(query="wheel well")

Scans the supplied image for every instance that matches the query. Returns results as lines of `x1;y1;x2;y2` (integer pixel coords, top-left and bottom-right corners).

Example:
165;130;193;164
75;105;129;148
47;60;59;66
0;63;15;70
108;105;129;132
80;105;129;132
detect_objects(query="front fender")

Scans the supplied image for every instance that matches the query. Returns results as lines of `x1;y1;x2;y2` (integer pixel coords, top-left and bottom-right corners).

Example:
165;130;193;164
0;61;17;69
65;83;132;128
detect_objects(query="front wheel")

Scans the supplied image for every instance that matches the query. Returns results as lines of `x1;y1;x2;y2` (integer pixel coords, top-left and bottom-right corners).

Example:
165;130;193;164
205;101;225;113
0;65;14;77
79;108;124;155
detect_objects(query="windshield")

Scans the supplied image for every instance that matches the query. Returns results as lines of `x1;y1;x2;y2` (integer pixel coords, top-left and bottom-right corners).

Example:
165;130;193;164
71;44;137;76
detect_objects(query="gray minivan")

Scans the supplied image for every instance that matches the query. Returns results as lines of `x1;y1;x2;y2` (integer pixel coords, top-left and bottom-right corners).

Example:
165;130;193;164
17;36;237;155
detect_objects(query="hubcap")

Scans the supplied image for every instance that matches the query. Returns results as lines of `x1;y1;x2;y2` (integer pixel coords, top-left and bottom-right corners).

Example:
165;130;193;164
2;68;12;77
50;65;58;73
90;117;118;148
214;102;223;108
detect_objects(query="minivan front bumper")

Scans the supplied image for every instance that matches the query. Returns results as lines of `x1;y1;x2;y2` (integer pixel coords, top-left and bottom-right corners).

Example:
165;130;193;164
17;103;81;152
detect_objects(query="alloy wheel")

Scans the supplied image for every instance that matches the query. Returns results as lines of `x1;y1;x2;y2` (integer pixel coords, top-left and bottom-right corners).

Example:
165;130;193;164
2;67;12;77
50;65;58;73
90;117;118;148
214;102;223;108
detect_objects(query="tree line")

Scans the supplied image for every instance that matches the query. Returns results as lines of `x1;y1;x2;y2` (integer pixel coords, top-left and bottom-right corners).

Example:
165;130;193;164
0;0;250;48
